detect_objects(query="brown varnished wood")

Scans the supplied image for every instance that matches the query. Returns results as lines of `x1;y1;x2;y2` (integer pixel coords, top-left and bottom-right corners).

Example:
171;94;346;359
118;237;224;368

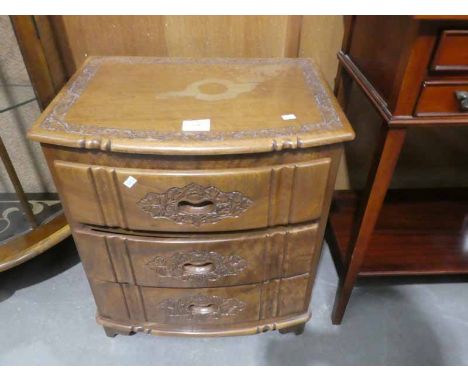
13;16;345;109
140;283;262;326
30;57;352;337
415;81;468;116
41;142;340;170
337;52;392;122
0;213;70;272
96;312;311;337
337;51;468;127
342;18;468;120
298;16;345;87
329;189;468;276
331;126;407;325
89;274;311;333
73;223;319;288
51;158;331;233
303;145;344;319
392;21;434;116
10;16;58;110
32;16;67;93
49;16;304;75
333;16;356;110
329;16;468;324
347;16;416;112
284;16;303;58
415;16;468;21
431;30;468;72
28;57;353;156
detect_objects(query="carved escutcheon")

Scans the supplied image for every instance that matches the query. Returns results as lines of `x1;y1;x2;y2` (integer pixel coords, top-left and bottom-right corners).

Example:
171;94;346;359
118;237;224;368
146;250;247;282
158;294;246;320
137;183;253;226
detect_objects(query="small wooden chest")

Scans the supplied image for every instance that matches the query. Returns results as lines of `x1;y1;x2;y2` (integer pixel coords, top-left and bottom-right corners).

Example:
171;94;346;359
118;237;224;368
28;57;354;337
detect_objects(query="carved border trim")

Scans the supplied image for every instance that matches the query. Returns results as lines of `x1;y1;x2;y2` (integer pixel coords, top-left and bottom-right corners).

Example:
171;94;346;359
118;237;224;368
40;57;343;144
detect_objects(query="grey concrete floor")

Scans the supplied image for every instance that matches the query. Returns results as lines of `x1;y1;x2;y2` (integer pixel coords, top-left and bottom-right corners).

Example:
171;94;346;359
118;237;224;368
1;237;468;365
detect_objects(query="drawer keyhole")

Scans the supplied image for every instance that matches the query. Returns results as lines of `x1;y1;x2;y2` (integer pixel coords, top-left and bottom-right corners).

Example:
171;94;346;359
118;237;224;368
177;200;215;214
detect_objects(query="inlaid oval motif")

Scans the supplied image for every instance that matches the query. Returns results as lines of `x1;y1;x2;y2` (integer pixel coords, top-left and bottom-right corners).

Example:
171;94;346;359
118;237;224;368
145;250;248;282
158;294;246;320
137;183;253;226
155;78;257;101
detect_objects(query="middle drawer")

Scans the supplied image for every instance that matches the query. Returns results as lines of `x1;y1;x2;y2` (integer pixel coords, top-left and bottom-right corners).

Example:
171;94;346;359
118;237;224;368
74;222;319;288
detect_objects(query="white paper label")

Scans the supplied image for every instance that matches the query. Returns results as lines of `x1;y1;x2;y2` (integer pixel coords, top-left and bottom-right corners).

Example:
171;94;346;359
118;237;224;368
281;114;297;121
182;119;211;132
123;176;137;189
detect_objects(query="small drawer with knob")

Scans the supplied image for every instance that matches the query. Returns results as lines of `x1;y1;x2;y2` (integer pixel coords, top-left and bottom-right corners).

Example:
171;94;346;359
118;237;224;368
415;81;468;116
73;222;319;288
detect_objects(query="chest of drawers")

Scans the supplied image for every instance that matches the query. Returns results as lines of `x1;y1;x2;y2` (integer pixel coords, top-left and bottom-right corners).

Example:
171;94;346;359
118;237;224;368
28;57;354;337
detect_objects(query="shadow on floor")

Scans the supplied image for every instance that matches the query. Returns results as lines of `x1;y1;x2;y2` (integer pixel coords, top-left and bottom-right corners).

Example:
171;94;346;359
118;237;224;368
0;237;79;303
264;287;443;365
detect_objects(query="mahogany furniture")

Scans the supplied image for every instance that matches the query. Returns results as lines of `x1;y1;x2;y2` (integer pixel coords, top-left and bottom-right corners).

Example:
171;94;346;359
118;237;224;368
28;57;354;337
328;16;468;324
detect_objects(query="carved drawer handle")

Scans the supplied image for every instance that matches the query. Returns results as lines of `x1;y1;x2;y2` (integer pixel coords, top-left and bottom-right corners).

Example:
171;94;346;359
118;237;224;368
183;261;215;275
137;183;253;226
177;200;215;215
146;250;247;282
188;303;217;315
455;91;468;112
158;294;246;319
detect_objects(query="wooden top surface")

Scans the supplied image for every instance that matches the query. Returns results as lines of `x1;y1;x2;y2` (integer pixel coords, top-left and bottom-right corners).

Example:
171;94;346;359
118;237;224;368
29;57;354;155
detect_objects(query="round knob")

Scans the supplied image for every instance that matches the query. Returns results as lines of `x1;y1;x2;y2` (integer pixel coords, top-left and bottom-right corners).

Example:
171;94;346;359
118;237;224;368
455;91;468;112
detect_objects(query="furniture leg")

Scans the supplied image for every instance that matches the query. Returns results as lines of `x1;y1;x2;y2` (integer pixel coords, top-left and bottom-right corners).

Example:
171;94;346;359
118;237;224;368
103;326;134;338
279;323;306;335
331;126;407;324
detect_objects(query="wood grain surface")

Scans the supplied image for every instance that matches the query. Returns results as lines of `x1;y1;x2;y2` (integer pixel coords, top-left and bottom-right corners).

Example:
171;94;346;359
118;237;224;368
28;57;354;155
74;223;319;288
52;158;331;232
32;56;352;336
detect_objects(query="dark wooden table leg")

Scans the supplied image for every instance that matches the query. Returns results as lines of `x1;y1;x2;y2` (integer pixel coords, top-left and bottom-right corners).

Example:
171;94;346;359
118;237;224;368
331;125;407;324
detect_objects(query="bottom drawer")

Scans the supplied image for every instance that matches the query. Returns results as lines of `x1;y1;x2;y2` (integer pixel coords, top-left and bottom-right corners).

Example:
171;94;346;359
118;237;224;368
88;274;310;329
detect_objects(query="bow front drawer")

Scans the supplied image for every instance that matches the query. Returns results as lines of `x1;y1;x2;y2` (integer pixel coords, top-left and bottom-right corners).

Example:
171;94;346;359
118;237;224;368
54;159;331;232
89;274;310;330
74;223;318;288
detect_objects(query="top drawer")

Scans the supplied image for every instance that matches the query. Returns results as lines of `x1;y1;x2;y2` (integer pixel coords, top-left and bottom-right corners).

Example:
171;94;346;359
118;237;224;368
431;30;468;73
53;158;331;232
